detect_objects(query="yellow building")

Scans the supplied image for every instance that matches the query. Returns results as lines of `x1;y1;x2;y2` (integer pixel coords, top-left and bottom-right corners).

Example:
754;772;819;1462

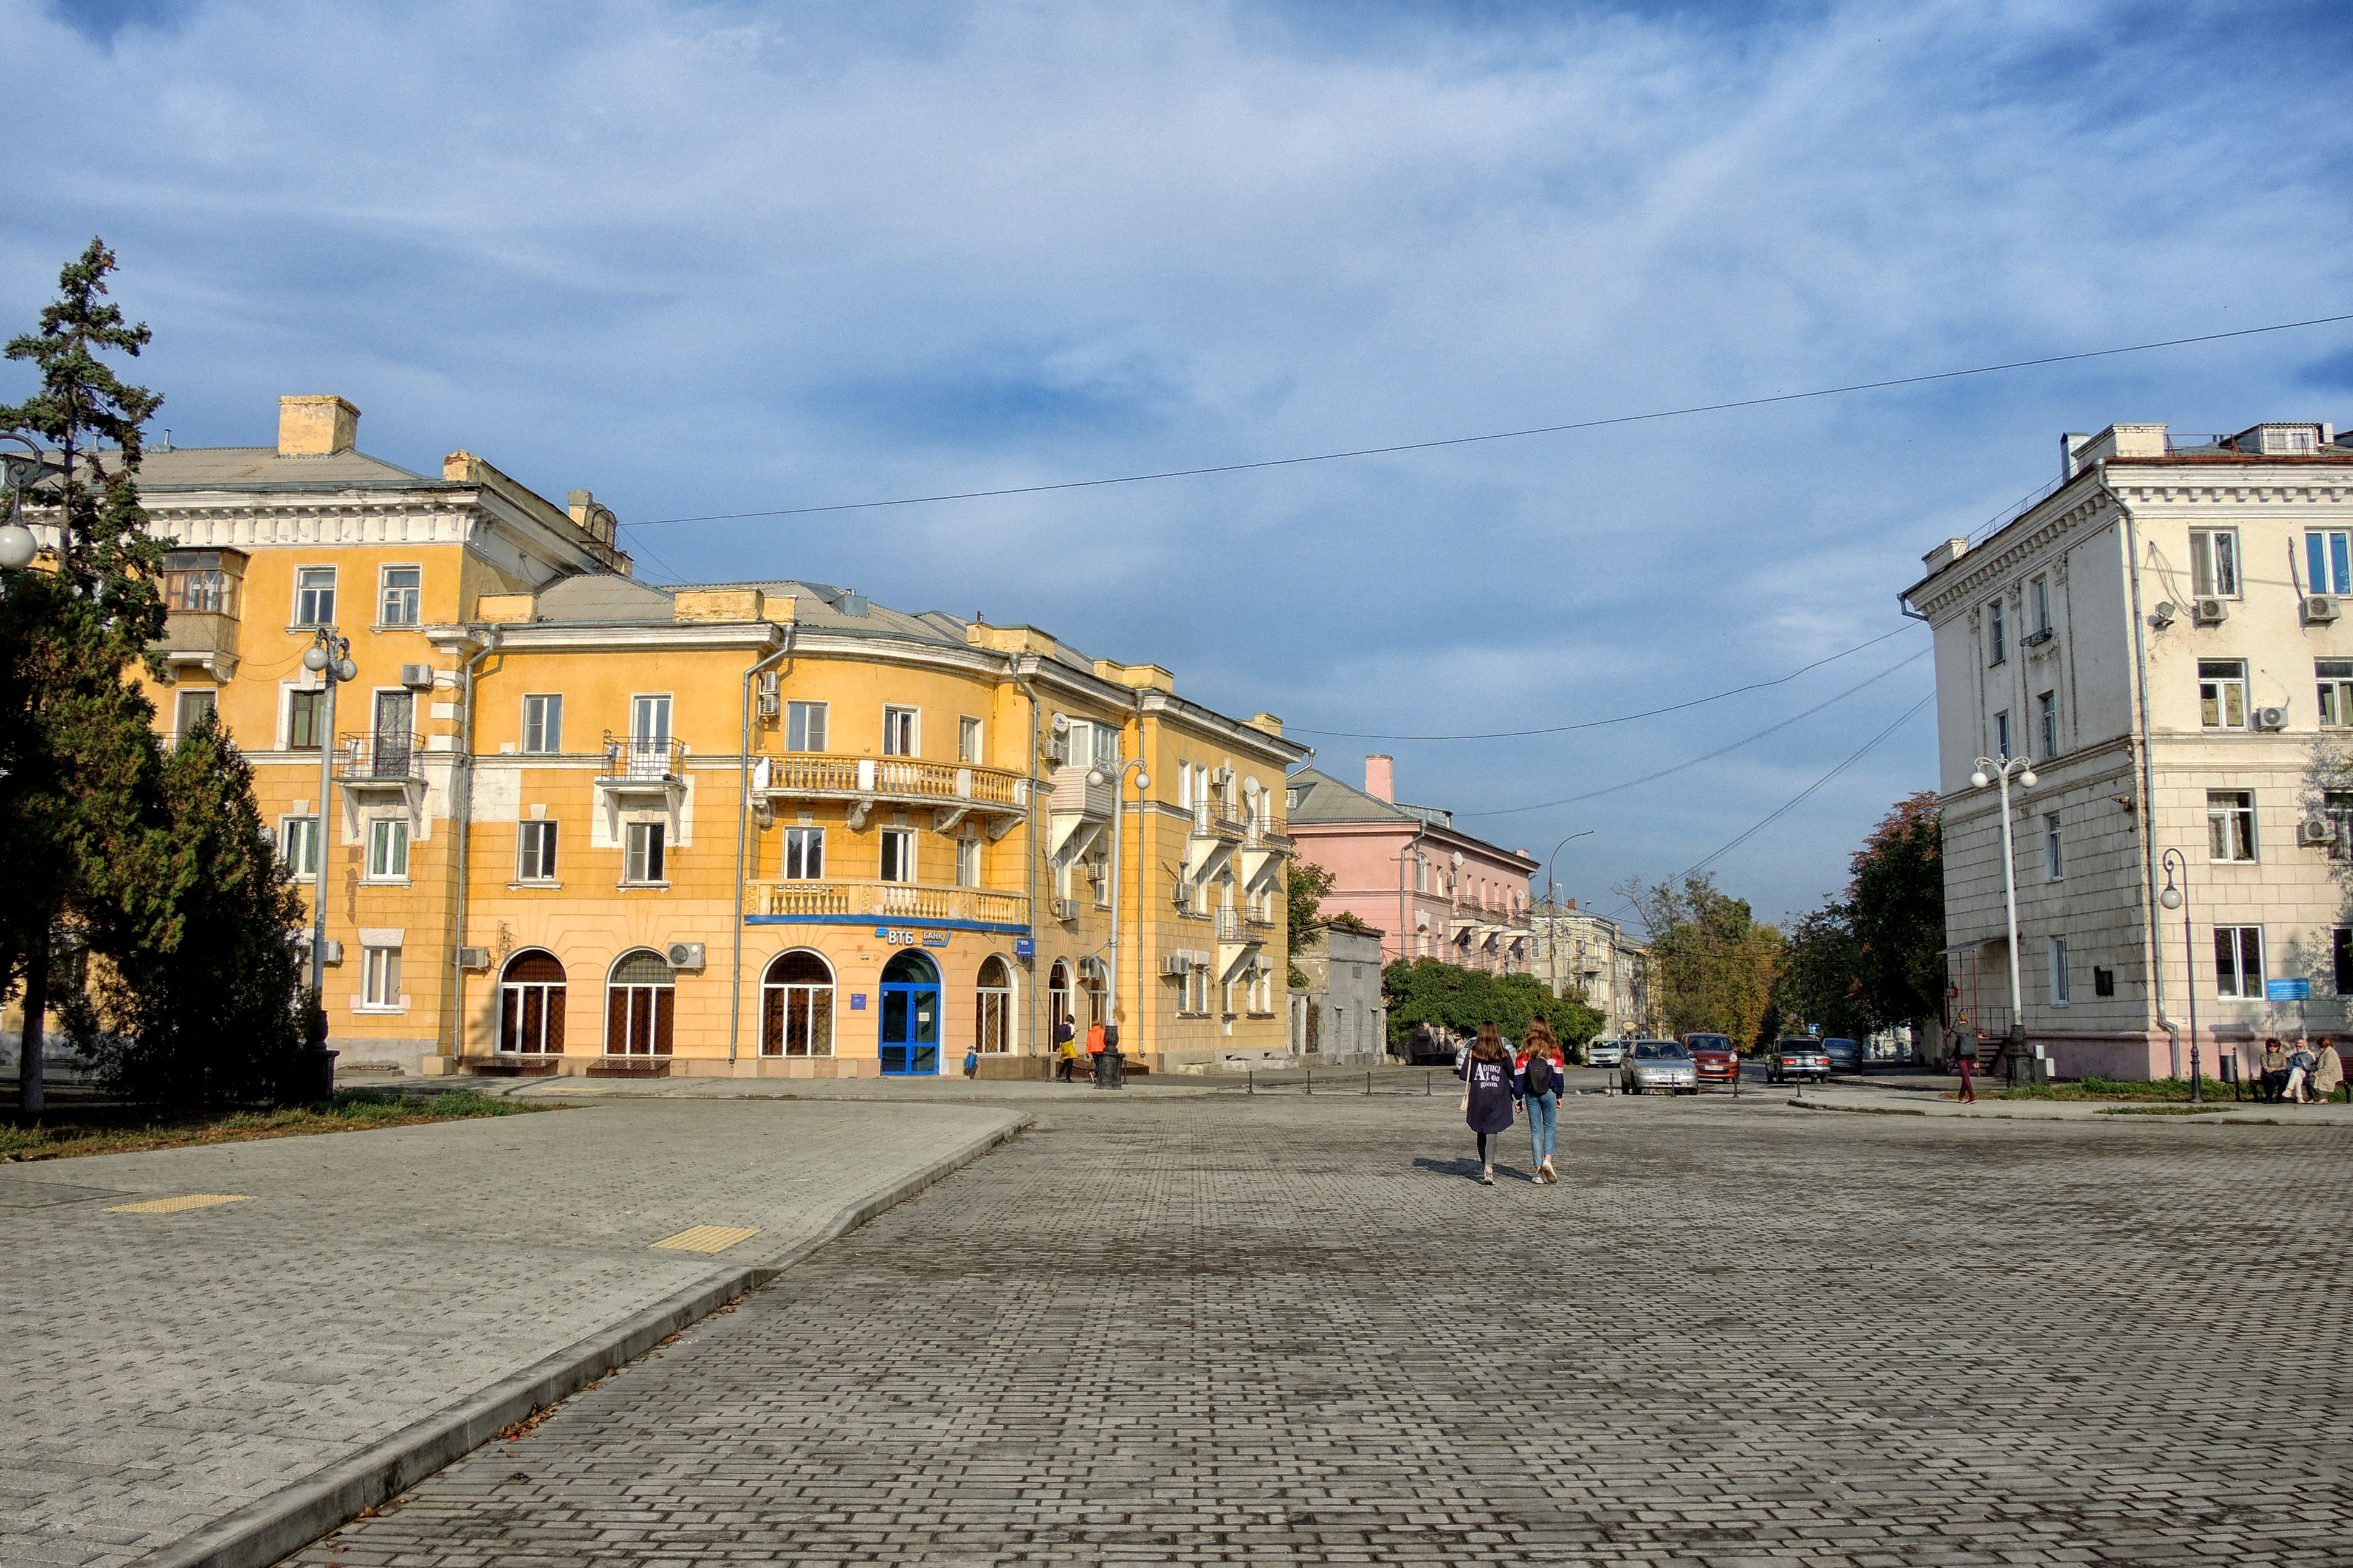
115;395;1304;1077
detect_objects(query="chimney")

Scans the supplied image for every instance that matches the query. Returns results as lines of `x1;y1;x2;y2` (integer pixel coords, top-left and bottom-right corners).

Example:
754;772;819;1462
1365;754;1395;803
278;395;360;457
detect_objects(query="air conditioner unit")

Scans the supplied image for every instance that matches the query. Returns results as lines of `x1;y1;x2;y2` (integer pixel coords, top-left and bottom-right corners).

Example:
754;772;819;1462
2298;818;2338;847
756;670;780;716
2306;594;2341;624
316;938;343;965
666;941;706;970
399;663;436;690
2255;705;2289;731
1161;954;1192;976
2193;597;2230;626
1052;897;1081;921
458;947;492;970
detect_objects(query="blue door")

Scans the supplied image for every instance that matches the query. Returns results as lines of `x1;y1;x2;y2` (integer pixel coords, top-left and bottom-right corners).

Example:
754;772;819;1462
879;951;941;1075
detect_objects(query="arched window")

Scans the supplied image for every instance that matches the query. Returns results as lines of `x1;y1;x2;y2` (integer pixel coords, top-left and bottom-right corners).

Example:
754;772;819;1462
606;949;675;1055
1048;959;1073;1041
500;950;565;1054
976;955;1014;1054
761;950;834;1057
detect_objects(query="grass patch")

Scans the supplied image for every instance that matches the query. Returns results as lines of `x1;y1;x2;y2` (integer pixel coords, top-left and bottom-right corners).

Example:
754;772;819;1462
2097;1103;2239;1116
1974;1075;2238;1103
1;1088;537;1162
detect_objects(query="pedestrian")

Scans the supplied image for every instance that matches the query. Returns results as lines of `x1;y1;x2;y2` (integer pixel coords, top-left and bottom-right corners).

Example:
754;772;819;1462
2283;1040;2317;1104
963;1045;979;1080
2261;1038;2289;1102
1955;1041;1977;1104
1458;1023;1516;1185
1053;1016;1077;1081
2313;1036;2344;1103
1516;1019;1567;1184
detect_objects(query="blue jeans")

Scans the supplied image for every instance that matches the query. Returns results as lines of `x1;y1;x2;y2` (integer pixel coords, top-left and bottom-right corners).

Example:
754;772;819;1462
1525;1090;1558;1166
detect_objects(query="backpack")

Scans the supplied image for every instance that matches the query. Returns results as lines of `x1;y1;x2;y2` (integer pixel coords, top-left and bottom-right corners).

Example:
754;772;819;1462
1523;1054;1553;1097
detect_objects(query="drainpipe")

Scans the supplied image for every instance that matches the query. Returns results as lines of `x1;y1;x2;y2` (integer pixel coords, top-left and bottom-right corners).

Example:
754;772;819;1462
449;628;500;1070
1128;688;1147;1054
2113;486;2180;1079
730;626;794;1064
1397;821;1429;966
1008;656;1043;1059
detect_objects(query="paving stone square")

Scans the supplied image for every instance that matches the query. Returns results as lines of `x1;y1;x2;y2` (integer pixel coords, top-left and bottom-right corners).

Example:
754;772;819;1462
282;1091;2353;1567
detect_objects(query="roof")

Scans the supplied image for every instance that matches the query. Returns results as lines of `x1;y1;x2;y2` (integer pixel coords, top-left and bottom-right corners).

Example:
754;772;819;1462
535;574;676;621
128;445;433;488
1284;766;1536;868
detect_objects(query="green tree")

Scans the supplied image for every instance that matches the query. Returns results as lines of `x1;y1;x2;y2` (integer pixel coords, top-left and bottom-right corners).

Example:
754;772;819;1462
1845;791;1945;1036
1381;958;1604;1057
1615;872;1785;1047
1285;858;1336;987
1772;904;1871;1041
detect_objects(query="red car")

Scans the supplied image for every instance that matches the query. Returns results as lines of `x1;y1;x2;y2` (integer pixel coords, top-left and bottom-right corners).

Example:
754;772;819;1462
1683;1033;1740;1086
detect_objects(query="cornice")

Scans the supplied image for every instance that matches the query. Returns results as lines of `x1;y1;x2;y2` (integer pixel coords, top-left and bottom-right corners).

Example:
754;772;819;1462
1908;488;2115;623
1137;690;1308;765
482;620;786;653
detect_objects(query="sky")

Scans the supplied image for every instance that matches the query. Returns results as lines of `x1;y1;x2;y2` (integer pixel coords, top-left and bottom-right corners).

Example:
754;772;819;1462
5;0;2352;931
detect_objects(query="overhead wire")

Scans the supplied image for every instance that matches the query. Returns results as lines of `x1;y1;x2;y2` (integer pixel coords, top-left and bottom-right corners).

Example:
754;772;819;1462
617;312;2353;529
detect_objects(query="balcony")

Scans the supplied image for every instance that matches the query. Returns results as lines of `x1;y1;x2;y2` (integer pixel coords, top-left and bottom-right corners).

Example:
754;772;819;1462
1238;818;1291;894
747;878;1030;930
336;731;426;807
1183;799;1246;887
604;733;684;781
1215;905;1263;984
151;550;245;683
1046;765;1112;864
757;752;1029;838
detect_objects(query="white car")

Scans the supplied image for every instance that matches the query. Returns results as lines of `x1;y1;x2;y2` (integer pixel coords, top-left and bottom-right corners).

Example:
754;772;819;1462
1585;1037;1627;1068
1621;1039;1697;1094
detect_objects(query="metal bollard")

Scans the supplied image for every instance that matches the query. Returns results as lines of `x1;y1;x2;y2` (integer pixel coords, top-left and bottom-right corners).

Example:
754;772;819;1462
1365;1072;1372;1097
1248;1068;1254;1096
1425;1071;1431;1096
1306;1069;1311;1095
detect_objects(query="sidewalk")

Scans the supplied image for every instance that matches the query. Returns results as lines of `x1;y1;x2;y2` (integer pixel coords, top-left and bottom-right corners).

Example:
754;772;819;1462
1783;1073;2353;1123
0;1097;1028;1568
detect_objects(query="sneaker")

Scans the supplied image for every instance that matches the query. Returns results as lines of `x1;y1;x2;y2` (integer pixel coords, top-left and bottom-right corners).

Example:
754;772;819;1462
1481;1170;1494;1185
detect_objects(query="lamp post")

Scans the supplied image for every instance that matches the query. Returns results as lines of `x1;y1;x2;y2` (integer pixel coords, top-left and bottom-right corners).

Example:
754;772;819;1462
0;433;60;570
1544;828;1595;1004
300;628;359;1098
1970;754;2037;1063
1087;754;1150;1056
2158;848;2200;1103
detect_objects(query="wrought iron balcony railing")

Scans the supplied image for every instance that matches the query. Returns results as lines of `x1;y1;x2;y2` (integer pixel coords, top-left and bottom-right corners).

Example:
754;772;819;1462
337;731;424;782
603;733;684;781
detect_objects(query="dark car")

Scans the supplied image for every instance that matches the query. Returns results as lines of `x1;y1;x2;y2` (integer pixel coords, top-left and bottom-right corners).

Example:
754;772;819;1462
1768;1036;1830;1083
1683;1033;1740;1086
1821;1037;1861;1074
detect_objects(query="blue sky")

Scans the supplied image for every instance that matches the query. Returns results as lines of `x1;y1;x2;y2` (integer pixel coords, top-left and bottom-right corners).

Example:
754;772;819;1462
7;0;2352;928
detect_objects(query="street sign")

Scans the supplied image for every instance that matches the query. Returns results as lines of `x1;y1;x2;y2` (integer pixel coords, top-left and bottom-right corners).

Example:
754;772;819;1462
2267;977;2311;1001
1014;936;1036;959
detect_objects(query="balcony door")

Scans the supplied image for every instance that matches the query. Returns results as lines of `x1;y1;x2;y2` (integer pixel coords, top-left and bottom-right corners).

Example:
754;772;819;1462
374;690;414;775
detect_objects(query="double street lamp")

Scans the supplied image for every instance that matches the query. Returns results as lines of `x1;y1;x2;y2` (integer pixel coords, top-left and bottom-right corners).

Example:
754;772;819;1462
299;628;359;1094
2158;848;2201;1103
1970;753;2036;1061
1086;755;1150;1060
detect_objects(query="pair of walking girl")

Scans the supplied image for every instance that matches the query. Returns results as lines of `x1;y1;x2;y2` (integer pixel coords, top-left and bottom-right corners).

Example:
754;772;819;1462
1458;1019;1568;1185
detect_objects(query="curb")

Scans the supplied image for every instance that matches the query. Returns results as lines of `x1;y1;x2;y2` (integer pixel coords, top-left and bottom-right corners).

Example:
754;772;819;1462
128;1112;1033;1568
1785;1097;1927;1117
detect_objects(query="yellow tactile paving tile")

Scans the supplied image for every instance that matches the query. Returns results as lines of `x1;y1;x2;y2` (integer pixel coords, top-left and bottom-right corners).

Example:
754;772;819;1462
648;1225;760;1254
102;1194;254;1214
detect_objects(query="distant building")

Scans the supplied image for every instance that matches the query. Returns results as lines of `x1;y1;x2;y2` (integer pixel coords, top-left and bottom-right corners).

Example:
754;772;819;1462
1527;898;1649;1037
1289;922;1389;1063
1903;419;2353;1080
1285;756;1537;974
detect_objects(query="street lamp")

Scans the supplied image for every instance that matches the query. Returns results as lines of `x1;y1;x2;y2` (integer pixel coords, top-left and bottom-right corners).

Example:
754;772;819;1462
300;628;359;1096
1086;755;1150;1059
1545;827;1595;1003
0;433;60;570
2159;848;2200;1103
1970;753;2037;1066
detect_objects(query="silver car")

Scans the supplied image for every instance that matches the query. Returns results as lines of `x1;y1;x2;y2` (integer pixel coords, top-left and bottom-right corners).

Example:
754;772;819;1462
1586;1037;1626;1068
1621;1039;1697;1095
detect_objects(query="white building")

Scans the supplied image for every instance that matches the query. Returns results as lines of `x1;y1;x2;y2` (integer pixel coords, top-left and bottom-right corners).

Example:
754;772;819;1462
1903;420;2353;1080
1527;899;1650;1038
1288;922;1389;1064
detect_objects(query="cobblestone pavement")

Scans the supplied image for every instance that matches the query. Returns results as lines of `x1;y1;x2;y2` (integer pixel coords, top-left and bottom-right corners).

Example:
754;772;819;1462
0;1098;1023;1568
284;1092;2353;1567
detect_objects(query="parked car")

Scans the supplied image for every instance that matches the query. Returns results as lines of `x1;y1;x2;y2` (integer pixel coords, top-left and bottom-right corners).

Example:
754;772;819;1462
1767;1036;1830;1083
1403;1024;1455;1066
1621;1039;1697;1095
1683;1033;1740;1086
1586;1037;1627;1069
1821;1036;1861;1073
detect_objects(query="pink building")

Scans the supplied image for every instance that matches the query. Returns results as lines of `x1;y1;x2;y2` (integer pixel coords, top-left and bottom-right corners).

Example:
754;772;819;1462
1285;756;1537;973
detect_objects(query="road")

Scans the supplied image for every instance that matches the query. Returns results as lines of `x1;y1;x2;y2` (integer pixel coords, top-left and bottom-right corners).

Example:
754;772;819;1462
286;1087;2351;1567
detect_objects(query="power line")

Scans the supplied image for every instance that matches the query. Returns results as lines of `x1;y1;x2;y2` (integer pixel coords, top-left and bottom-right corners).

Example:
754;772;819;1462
1455;646;1931;819
619;312;2353;529
1293;624;1915;740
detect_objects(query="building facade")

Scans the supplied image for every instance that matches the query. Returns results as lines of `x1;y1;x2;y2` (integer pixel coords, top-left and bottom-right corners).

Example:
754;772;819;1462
1288;922;1389;1064
1903;419;2353;1080
1284;756;1537;973
1526;899;1650;1038
48;394;1308;1078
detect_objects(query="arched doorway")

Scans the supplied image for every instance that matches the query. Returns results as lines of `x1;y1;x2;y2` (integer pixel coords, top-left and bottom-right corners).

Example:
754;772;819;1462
606;949;675;1055
879;950;941;1075
1048;960;1073;1049
976;955;1014;1056
500;950;565;1054
761;950;834;1057
1079;956;1107;1029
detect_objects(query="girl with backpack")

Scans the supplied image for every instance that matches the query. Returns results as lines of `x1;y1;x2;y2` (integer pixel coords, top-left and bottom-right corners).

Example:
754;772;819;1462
1459;1023;1517;1185
1516;1019;1566;1183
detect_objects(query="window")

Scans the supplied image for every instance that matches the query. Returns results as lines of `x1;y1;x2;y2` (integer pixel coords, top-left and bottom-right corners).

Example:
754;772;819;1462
522;694;563;755
288;688;326;751
2190;529;2240;598
976;955;1013;1053
786;701;828;753
2198;661;2247;730
606;950;675;1055
625;821;666;883
761;950;834;1057
956;836;981;888
1987;600;2007;665
173;689;216;740
2044;813;2063;880
1181;963;1210;1015
295;566;336;626
165;564;234;614
2207;790;2256;863
780;827;824;880
2309;532;2353;597
500;951;566;1053
281;816;320;877
2213;925;2264;1000
1177;761;1195;808
2337;928;2353;998
2049;936;2070;1005
2030;576;2052;635
361;944;402;1009
1994;711;2011;760
882;706;919;756
2318;662;2353;727
2038;691;2058;758
631;694;672;745
2329;792;2353;862
959;716;982;764
367;818;410;879
379;566;421;626
517;820;558;882
879;829;916;883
